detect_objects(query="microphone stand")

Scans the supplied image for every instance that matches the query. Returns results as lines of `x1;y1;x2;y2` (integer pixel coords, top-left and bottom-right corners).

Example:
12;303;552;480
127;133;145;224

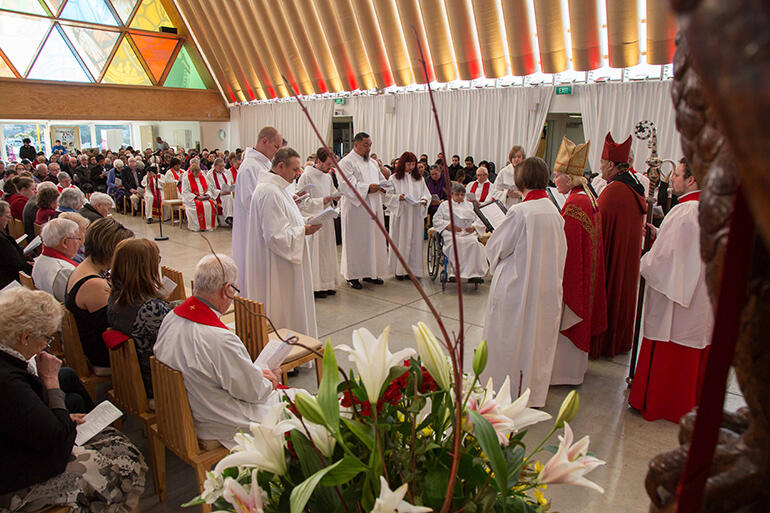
149;157;168;241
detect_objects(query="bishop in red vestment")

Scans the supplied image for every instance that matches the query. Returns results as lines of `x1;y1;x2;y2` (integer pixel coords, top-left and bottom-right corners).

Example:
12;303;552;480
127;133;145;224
593;133;647;358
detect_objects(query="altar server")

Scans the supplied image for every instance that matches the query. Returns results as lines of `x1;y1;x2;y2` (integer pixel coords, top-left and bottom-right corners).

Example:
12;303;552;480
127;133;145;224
141;166;163;223
244;148;320;337
432;183;488;282
482;157;567;408
164;157;184;192
549;137;608;385
629;158;712;423
492;145;525;208
206;157;234;226
181;164;216;232
386;152;430;280
233;126;282;290
337;132;388;289
297;147;340;298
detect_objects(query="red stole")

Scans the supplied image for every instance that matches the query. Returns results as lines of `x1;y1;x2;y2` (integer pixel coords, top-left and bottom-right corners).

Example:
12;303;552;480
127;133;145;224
229;166;238;183
523;189;548;202
677;190;701;203
171;169;182;192
188;172;216;230
211;171;228;215
470;180;490;201
147;173;161;216
41;246;78;266
173;296;228;330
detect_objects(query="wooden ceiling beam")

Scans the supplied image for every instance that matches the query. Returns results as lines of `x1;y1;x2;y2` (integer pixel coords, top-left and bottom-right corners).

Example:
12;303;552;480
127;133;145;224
371;0;414;87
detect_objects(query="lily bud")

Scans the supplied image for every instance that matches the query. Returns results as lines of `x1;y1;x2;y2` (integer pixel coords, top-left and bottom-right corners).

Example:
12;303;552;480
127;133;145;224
473;339;488;376
412;322;452;391
554;390;580;428
294;392;326;426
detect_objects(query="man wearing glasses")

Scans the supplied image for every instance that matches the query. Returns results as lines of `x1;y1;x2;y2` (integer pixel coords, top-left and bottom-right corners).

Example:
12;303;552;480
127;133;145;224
32;218;82;302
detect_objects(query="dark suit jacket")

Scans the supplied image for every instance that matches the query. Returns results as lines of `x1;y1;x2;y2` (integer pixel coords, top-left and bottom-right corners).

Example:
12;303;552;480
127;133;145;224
0;230;32;288
120;167;144;191
78;203;104;224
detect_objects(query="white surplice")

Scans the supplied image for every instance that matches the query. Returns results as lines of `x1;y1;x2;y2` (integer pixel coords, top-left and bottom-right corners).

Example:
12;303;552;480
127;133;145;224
297;165;340;291
431;199;488;279
233;148;271;290
591;175;607;197
491;163;522;209
337;151;388;280
640;193;713;349
154;303;279;449
482;196;567;407
244;172;318;338
206;169;234;225
141;172;168;221
164;168;184;190
181;172;217;231
385;174;430;277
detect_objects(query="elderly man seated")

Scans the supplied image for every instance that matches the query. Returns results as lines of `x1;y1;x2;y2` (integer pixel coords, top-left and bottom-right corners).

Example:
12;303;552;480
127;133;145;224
32;218;81;301
78;192;114;223
154;254;282;449
57;172;77;193
465;164;492;204
57;187;85;214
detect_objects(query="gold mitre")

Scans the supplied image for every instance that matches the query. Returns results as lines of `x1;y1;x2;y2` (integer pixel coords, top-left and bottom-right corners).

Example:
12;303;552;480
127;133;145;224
554;136;590;176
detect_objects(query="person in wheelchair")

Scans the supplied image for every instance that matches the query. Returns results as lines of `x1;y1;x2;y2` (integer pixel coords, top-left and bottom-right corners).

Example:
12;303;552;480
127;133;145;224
432;183;488;283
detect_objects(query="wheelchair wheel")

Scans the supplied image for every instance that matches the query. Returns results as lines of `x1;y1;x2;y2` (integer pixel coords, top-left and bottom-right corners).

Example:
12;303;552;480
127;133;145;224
427;232;442;280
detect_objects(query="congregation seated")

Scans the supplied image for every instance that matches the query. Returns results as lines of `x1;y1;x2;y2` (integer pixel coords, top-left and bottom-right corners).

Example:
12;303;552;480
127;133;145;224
432;183;488;282
33;218;81;302
154;254;282;449
34;186;60;225
0;288;146;512
56;187;85;214
108;238;175;398
65;218;134;373
0;200;33;289
78;192;114;224
22;182;55;239
7;176;34;219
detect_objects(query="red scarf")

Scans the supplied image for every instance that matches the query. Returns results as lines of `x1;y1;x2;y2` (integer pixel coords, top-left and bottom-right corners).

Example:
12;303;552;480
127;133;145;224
677;190;701;203
470;180;490;201
170;169;182;192
147;173;161;216
173;296;228;330
41;246;78;266
188;172;216;230
229;166;238;182
523;189;548;202
211;171;228;215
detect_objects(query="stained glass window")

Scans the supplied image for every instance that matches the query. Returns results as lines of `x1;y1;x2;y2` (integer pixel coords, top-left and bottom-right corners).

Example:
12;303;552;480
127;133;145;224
3;123;48;161
130;33;177;81
0;53;16;77
42;0;64;16
60;0;118;26
164;45;207;89
62;25;120;79
0;12;52;75
102;36;151;85
0;0;48;16
130;0;174;32
110;0;138;24
27;24;91;82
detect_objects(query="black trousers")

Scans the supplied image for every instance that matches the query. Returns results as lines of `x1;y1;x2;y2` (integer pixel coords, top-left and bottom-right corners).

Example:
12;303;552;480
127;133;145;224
59;367;95;413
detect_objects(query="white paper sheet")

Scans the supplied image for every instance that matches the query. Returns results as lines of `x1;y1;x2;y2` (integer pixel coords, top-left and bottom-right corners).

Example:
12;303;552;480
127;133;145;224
403;194;425;206
296;183;315;195
453;216;475;230
1;280;22;293
15;233;27;245
75;400;123;446
220;183;235;193
23;235;42;256
307;206;340;225
479;202;508;230
255;339;293;370
159;276;178;298
379;180;394;191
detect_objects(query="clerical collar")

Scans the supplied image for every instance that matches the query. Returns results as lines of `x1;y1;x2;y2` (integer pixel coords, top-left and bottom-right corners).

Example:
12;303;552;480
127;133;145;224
678;190;701;203
523;190;548;202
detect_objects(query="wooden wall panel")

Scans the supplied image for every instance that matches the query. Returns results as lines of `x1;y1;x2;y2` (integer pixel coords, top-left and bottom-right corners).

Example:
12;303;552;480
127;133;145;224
0;79;230;121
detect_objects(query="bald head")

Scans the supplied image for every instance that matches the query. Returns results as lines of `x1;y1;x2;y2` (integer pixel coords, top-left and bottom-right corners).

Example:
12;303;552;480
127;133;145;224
255;126;282;160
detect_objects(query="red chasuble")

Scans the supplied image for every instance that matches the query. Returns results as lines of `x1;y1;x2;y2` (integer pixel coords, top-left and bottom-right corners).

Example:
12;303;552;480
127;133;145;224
594;173;647;357
560;188;608;352
188;172;217;231
147;173;161;216
173;296;228;330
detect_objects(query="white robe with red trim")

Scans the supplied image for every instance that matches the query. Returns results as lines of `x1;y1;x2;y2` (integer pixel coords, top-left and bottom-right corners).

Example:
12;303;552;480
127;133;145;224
466;179;492;203
206;169;234;224
181;172;217;231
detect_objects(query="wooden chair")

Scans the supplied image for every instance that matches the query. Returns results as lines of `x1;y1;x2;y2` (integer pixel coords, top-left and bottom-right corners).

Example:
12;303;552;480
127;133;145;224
33;223;43;238
149;357;228;513
106;336;160;494
233;296;322;385
60;308;111;400
18;271;35;290
33;506;71;513
161;265;187;301
161;182;184;226
9;217;25;243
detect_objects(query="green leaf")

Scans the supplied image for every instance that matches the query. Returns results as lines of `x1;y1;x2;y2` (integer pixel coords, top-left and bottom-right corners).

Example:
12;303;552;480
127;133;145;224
180;495;204;507
291;430;323;477
289;459;342;513
319;455;367;486
469;410;508;494
317;340;340;432
341;417;374;450
294;393;326;426
424;469;451;510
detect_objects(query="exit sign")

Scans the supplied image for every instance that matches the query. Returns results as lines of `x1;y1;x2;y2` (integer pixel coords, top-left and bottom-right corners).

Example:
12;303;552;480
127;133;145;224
334;98;345;104
556;85;572;95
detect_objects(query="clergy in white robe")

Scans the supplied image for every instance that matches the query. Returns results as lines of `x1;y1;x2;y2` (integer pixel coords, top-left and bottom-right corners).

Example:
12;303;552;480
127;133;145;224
432;183;488;280
181;165;217;232
244;148;320;338
164;161;184;194
482;157;567;408
206;158;234;226
492;146;525;208
385;152;430;279
141;167;165;221
629;161;712;423
337;132;388;287
465;165;493;204
297;148;340;295
154;254;282;449
233;126;282;290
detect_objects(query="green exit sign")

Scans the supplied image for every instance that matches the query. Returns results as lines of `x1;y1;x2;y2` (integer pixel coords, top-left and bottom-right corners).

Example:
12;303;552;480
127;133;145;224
556;85;572;95
334;98;345;104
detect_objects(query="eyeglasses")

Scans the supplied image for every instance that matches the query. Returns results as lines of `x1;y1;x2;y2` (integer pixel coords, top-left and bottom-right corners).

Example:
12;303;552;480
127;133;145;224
41;335;55;351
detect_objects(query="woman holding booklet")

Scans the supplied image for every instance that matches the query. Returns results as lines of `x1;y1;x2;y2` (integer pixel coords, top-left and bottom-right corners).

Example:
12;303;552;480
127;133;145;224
385;152;431;280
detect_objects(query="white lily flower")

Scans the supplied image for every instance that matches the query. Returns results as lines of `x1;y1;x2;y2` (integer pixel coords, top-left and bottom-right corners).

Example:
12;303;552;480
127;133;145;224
412;322;452;391
371;476;432;513
538;422;605;493
215;408;287;476
277;411;336;458
201;470;225;504
221;469;265;513
338;326;415;404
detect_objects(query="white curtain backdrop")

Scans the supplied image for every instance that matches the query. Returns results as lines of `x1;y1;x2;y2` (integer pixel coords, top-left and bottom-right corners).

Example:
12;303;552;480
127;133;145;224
578;81;682;174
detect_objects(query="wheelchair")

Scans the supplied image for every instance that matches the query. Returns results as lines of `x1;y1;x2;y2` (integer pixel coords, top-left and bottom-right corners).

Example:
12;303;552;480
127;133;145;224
426;227;489;291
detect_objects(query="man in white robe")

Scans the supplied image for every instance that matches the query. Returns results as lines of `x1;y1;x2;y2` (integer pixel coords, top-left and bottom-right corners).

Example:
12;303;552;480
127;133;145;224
482;157;567;408
492;146;525;208
432;183;487;281
337;132;389;289
465;165;493;204
33;218;80;302
297;147;340;297
154;254;282;449
233;126;282;290
206;157;234;226
244;148;321;338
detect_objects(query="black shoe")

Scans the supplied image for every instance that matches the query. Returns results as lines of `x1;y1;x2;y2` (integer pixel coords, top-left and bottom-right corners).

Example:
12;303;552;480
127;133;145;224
314;290;328;298
348;279;363;289
325;289;336;295
447;276;456;283
287;368;299;377
363;277;384;285
395;274;406;281
468;277;484;284
146;218;153;224
225;217;233;226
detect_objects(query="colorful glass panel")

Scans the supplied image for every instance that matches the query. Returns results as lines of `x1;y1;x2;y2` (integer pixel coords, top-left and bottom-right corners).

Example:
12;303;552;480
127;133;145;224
0;0;48;16
0;54;15;77
27;24;91;81
129;0;173;32
60;0;118;26
42;0;64;15
101;36;151;85
130;33;176;81
0;12;52;74
163;45;206;89
62;24;119;79
110;0;137;24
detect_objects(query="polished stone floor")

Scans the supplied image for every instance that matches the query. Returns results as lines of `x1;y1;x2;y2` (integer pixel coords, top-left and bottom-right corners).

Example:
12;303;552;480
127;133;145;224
110;212;745;513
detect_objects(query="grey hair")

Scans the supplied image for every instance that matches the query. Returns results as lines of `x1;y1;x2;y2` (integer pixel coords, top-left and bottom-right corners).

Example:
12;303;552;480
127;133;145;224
113;158;124;169
35;163;47;173
41;217;79;246
57;172;69;182
58;187;85;209
88;192;115;208
451;182;466;194
37;181;58;192
0;288;63;345
193;254;238;296
0;200;9;215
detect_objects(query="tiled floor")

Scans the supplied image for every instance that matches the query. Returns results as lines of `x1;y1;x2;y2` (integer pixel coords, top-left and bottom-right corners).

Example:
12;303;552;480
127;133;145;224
109;212;745;513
